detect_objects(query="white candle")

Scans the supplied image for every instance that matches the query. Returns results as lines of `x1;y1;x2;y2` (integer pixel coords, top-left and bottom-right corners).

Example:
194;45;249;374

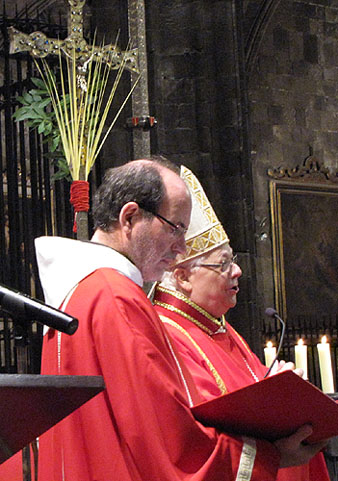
295;338;308;380
317;335;335;393
264;341;276;368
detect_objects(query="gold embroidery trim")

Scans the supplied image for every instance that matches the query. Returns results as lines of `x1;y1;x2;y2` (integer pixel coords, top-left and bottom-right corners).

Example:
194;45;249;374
180;166;229;261
236;437;257;481
155;286;223;330
155;301;214;336
160;315;227;395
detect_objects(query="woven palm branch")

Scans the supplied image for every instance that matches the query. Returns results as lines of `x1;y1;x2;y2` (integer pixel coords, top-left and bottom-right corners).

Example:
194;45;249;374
34;41;139;181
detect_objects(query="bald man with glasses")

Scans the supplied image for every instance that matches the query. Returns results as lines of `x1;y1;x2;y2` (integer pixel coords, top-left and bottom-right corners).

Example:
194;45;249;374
153;166;330;481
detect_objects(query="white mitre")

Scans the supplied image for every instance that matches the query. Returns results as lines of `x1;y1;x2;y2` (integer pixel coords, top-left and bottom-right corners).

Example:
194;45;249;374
175;165;229;265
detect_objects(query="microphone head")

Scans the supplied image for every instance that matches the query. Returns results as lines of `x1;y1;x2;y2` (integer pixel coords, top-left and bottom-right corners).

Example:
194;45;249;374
265;307;278;318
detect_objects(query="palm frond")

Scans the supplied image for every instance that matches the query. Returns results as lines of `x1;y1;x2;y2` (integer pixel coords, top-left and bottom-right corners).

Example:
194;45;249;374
34;40;139;181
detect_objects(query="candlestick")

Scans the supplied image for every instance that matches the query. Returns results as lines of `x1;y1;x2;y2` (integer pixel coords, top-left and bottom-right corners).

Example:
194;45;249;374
317;335;335;393
264;341;276;368
295;338;308;379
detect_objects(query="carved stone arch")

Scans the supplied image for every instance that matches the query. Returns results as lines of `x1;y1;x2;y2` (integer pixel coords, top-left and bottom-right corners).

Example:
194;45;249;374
245;0;282;73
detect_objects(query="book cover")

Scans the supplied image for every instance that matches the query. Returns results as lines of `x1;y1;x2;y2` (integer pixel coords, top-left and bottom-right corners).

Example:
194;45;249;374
191;370;338;443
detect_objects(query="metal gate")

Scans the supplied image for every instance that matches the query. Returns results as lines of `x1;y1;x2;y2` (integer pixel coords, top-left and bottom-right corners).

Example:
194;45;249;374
0;5;101;374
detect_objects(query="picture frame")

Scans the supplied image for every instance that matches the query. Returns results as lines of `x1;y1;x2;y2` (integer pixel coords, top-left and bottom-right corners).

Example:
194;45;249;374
268;157;338;324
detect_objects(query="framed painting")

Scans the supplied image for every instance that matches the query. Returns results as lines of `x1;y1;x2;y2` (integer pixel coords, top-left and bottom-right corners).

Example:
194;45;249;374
269;157;338;323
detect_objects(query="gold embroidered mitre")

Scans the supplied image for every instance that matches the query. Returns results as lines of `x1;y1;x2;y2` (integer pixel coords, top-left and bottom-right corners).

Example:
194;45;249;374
176;165;229;265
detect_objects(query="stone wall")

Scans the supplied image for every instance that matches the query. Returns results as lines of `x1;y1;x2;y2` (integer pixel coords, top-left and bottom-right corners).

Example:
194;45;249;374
145;0;259;347
247;0;338;330
2;0;337;357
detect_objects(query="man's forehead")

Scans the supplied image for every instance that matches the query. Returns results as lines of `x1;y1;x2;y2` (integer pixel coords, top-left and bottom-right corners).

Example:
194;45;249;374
164;173;190;197
162;175;192;211
207;244;232;260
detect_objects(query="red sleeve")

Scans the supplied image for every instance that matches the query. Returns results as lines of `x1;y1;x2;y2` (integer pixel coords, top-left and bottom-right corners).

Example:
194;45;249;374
40;269;280;481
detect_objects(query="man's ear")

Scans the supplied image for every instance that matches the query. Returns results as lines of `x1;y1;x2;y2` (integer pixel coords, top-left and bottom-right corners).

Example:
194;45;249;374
119;202;140;233
174;267;192;295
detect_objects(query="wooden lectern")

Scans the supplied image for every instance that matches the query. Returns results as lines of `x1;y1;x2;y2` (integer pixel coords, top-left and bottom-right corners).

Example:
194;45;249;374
0;373;105;464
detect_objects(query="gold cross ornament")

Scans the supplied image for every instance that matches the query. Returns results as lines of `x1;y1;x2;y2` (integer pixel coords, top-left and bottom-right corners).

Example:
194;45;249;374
8;0;138;75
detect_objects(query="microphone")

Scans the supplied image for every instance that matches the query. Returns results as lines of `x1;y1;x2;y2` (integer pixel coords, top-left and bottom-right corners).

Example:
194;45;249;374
265;307;279;318
263;307;286;378
0;284;78;335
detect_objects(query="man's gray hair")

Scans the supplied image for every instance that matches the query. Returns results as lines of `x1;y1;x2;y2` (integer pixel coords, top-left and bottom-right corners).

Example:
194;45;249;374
160;255;207;291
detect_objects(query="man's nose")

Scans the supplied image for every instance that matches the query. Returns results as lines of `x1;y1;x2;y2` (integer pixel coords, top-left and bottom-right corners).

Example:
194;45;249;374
172;234;187;255
232;262;242;277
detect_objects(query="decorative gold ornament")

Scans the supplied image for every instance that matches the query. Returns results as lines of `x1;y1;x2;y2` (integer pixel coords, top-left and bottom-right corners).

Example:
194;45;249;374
267;156;338;184
175;166;229;265
8;0;138;77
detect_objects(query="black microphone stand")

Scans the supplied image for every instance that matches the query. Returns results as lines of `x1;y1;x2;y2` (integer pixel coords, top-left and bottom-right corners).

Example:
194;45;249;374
263;308;286;379
13;320;37;481
0;285;78;481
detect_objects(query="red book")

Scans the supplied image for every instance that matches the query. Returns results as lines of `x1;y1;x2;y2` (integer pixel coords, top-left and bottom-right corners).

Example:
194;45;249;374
191;370;338;443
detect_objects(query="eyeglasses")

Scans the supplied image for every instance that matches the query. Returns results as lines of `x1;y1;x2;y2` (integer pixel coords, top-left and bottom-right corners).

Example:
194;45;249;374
140;207;188;238
199;254;238;273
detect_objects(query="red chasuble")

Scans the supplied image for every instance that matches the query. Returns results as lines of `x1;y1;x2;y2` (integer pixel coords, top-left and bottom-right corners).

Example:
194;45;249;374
153;285;330;481
37;267;281;481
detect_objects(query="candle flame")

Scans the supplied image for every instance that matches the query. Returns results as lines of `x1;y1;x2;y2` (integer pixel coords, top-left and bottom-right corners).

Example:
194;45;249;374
266;341;273;348
298;338;304;346
321;335;328;344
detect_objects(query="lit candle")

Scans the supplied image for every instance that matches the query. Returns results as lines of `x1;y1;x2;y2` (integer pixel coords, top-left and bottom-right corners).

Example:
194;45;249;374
264;341;276;368
295;338;308;379
317;335;335;393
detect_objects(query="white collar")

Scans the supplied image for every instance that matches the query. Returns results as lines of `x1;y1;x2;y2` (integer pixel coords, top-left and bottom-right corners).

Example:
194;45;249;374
35;236;143;309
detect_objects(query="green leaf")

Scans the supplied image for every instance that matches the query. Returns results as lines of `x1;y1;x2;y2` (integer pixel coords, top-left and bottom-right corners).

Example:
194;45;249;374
38;98;52;108
31;105;45;116
29;89;44;96
44;150;64;159
59;94;71;108
51;170;69;181
51;157;72;182
51;136;60;152
31;94;43;102
29;119;42;128
31;105;52;121
38;122;45;134
44;121;53;136
13;107;30;120
31;78;48;90
22;92;33;104
14;110;40;121
16;95;29;106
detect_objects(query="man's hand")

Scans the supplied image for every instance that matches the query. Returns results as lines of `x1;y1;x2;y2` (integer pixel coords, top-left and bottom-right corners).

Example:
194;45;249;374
274;425;328;468
274;360;304;378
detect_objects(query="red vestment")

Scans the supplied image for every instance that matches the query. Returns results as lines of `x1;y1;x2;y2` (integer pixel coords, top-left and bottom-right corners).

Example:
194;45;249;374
0;450;35;481
153;285;330;481
35;237;280;481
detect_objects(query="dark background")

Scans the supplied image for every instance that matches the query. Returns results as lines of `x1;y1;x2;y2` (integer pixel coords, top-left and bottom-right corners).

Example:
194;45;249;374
1;0;338;365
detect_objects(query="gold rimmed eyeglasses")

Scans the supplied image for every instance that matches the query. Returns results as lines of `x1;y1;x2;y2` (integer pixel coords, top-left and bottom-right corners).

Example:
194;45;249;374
199;254;239;272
